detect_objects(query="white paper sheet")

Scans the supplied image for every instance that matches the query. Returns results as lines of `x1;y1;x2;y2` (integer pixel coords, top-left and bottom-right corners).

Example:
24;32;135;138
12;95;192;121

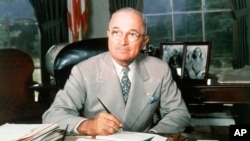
0;123;58;141
76;131;167;141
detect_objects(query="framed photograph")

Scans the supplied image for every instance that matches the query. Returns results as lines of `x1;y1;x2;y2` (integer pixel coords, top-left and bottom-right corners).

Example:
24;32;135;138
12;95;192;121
182;42;211;81
160;42;185;79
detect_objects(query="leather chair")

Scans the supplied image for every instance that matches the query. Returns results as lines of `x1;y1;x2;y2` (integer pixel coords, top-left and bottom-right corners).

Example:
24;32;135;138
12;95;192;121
53;38;108;89
52;37;158;89
0;48;47;124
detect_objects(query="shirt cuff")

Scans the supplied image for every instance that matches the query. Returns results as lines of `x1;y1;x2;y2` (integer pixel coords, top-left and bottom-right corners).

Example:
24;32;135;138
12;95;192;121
148;129;158;134
73;119;86;134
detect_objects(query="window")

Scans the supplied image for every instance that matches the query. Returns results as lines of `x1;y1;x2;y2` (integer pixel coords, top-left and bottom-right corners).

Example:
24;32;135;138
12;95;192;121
0;0;41;83
143;0;233;74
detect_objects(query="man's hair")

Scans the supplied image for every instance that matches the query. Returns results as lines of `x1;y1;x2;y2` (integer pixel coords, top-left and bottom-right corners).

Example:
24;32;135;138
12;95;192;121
111;7;147;34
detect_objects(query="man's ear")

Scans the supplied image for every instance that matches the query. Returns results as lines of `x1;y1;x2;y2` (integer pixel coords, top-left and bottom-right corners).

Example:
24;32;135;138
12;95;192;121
141;36;149;50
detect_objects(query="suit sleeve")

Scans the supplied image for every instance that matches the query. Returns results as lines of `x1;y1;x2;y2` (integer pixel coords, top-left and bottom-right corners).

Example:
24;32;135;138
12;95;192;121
151;64;191;133
42;65;87;132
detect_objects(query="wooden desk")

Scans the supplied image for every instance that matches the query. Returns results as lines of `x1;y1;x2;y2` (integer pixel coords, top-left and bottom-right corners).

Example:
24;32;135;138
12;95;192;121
179;78;250;104
178;78;250;124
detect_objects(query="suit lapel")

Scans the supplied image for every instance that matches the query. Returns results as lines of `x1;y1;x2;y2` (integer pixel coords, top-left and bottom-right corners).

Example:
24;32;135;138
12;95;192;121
97;54;125;120
123;56;159;130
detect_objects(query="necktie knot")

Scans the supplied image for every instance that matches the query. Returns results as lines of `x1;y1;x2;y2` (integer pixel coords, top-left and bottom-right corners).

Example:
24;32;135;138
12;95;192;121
122;67;129;74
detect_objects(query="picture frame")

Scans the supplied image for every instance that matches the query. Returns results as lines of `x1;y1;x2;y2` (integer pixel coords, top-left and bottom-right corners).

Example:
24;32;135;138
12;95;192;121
160;42;185;79
182;42;211;81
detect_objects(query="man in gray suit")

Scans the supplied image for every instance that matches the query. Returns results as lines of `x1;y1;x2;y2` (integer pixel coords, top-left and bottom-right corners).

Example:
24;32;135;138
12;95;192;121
43;7;190;136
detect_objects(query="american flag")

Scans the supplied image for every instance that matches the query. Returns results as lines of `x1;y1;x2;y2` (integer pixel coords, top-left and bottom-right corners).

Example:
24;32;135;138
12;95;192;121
67;0;88;42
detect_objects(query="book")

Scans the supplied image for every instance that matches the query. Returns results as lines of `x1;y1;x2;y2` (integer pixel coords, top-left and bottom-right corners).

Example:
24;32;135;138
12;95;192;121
0;123;59;141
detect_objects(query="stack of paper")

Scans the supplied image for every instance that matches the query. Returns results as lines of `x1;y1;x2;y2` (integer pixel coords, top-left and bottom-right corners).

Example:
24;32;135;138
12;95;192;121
0;123;59;141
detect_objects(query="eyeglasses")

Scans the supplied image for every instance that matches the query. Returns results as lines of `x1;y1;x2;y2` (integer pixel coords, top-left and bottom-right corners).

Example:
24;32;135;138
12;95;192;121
108;29;147;42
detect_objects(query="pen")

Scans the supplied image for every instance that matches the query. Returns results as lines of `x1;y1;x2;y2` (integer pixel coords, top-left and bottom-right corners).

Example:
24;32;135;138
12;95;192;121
61;125;68;141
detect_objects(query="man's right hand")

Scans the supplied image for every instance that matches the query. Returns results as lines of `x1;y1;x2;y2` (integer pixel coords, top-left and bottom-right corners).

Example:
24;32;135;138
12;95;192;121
77;112;123;136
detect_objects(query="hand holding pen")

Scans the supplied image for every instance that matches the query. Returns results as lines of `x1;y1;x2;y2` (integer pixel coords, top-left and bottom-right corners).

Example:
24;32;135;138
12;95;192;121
76;112;123;136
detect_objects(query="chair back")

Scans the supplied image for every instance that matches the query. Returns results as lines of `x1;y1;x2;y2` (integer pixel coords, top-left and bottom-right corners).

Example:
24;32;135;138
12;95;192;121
0;48;46;124
0;49;34;102
54;38;108;89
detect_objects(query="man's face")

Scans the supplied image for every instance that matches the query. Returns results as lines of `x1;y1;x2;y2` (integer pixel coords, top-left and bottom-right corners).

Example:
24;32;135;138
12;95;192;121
107;10;149;67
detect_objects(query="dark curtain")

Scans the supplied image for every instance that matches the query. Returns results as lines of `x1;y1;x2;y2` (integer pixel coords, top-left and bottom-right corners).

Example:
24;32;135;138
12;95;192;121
109;0;143;14
229;0;250;68
29;0;68;86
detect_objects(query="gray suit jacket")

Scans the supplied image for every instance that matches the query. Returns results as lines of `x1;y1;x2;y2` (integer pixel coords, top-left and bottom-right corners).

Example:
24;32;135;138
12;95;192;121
43;52;190;133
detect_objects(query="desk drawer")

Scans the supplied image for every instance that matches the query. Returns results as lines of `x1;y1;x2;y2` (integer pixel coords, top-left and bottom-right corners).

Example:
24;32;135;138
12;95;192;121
181;87;250;104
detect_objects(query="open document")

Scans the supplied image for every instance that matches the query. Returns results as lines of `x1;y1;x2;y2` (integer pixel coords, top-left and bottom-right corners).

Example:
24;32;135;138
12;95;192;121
76;131;167;141
0;123;58;141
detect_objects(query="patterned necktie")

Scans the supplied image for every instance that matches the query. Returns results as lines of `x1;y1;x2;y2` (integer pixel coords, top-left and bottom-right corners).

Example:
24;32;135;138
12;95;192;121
121;67;131;104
